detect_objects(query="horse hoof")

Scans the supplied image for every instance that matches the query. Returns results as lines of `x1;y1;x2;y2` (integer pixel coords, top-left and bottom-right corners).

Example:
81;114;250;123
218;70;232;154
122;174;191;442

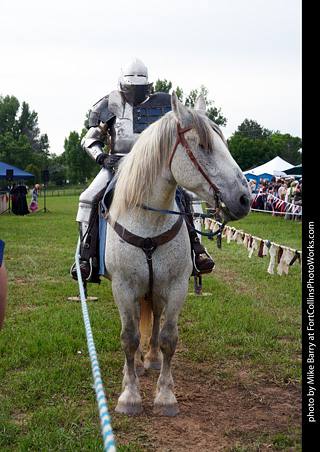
115;401;143;415
144;358;161;370
153;402;180;416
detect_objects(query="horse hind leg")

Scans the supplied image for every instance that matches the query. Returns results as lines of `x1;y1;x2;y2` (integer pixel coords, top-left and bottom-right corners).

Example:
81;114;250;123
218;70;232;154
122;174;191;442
134;344;145;377
132;297;152;377
144;298;163;371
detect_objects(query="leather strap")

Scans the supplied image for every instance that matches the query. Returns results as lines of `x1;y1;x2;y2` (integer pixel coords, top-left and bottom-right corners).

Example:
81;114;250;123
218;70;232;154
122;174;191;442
169;123;220;196
106;213;183;300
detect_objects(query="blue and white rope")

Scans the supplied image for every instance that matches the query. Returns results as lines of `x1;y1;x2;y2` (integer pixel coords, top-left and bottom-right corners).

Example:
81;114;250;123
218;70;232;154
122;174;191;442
75;239;116;452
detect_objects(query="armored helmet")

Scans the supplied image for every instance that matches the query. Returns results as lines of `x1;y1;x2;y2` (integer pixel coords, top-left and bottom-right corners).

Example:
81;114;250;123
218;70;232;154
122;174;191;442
118;57;152;105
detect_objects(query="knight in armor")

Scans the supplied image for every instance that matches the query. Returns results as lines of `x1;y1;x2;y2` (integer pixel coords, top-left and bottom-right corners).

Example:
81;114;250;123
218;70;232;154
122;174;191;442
70;57;214;283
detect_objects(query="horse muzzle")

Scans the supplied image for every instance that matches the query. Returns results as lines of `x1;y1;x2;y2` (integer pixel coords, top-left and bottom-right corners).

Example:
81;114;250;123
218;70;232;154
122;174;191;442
218;193;252;221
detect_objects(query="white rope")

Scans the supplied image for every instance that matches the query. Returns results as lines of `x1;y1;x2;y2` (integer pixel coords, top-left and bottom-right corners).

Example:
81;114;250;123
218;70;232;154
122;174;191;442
75;239;116;452
251;208;301;215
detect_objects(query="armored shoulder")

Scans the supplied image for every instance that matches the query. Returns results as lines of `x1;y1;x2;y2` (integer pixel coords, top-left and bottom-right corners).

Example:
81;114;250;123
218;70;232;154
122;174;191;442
89;95;116;127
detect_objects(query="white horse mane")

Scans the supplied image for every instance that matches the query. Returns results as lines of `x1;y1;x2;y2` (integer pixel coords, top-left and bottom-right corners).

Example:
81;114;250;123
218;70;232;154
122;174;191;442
111;107;227;220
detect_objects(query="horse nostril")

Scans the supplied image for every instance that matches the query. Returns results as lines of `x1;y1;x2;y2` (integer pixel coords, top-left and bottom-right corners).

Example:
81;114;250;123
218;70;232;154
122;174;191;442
239;194;250;209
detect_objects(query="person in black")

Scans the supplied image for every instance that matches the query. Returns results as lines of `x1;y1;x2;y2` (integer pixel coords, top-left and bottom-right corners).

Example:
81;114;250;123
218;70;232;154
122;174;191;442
13;181;29;216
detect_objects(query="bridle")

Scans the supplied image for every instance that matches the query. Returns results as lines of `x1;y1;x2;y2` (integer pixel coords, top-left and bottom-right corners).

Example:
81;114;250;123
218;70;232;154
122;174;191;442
169;122;222;207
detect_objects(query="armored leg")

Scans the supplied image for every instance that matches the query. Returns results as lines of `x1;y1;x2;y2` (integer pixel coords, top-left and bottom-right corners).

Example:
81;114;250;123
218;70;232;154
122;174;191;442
178;188;215;276
71;167;113;283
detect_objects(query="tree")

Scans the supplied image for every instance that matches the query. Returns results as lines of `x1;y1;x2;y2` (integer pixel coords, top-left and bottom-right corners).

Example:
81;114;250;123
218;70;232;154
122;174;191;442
229;119;302;170
0;95;20;135
233;119;273;141
16;101;50;159
228;135;276;171
25;164;41;184
48;154;68;185
184;85;227;126
152;79;172;94
64;130;98;184
0;132;36;169
151;80;227;127
0;94;50;170
267;133;302;166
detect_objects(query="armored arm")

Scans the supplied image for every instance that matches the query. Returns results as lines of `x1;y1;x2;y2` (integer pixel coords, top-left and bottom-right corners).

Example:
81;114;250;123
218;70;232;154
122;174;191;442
81;96;115;164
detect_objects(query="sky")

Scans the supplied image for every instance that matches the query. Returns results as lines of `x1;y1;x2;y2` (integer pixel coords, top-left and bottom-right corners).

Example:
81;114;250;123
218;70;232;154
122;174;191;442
1;0;302;156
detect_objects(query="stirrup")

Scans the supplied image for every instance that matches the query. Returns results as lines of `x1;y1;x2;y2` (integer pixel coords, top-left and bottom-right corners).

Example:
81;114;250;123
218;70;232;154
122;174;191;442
70;257;93;282
192;249;215;276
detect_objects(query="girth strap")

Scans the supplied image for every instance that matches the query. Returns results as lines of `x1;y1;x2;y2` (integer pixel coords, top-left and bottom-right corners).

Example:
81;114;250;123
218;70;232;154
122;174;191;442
106;213;184;300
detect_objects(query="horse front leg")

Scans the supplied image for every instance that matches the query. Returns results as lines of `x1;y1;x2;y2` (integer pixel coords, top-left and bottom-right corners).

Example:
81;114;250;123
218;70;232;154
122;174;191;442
153;291;187;416
115;302;143;415
153;317;180;416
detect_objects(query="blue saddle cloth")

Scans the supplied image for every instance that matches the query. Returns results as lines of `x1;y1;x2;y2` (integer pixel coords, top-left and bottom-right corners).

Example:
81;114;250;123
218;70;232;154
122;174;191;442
98;175;118;275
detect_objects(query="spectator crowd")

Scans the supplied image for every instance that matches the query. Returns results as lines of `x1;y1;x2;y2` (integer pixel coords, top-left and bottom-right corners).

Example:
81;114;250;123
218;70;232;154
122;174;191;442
248;176;302;220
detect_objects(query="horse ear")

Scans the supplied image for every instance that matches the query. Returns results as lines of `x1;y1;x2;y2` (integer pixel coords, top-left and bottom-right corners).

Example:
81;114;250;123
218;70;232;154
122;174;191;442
194;93;206;112
171;91;192;127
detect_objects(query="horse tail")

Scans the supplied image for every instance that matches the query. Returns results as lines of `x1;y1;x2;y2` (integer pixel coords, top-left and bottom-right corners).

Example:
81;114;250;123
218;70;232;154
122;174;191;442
139;297;152;349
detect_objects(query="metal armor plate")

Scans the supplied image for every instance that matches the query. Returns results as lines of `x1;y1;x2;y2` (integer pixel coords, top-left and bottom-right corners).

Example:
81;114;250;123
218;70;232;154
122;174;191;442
89;96;116;127
133;92;172;133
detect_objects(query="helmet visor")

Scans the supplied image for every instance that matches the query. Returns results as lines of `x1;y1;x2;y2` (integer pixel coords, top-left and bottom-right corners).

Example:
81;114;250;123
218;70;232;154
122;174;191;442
120;83;152;106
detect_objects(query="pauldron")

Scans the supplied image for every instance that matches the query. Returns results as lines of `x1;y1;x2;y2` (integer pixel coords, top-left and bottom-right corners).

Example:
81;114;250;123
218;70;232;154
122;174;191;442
89;96;116;127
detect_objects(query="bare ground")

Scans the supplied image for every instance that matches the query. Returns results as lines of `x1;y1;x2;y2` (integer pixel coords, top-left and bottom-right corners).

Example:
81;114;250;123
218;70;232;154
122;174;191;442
113;351;301;451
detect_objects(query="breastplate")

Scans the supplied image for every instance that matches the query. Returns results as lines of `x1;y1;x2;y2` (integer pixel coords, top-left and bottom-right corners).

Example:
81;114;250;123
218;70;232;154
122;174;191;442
107;91;172;154
108;91;139;154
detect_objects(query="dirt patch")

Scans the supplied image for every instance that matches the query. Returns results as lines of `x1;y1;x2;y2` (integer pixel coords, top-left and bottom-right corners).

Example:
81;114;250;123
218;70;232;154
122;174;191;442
114;357;301;451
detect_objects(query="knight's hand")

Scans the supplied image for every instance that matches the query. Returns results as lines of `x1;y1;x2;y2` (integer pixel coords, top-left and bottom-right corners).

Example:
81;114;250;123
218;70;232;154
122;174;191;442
96;153;109;167
97;153;122;170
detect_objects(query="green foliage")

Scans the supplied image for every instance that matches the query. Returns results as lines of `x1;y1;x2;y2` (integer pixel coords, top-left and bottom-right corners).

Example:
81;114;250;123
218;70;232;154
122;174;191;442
0;132;37;169
47;153;69;185
24;164;41;184
151;81;227;126
229;119;302;170
0;95;20;135
268;133;302;165
151;79;172;94
229;135;276;170
0;95;50;171
233;118;273;140
63;130;98;184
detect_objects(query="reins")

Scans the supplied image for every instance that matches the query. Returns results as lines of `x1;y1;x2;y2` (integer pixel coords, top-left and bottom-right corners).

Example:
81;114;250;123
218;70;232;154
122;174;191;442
138;200;227;238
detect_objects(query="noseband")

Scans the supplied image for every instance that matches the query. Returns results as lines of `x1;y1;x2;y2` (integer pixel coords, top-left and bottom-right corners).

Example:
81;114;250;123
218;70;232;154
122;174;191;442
169;122;222;205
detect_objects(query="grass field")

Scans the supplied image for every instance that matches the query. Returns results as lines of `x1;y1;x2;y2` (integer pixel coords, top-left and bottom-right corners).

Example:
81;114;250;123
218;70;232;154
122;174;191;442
0;196;302;451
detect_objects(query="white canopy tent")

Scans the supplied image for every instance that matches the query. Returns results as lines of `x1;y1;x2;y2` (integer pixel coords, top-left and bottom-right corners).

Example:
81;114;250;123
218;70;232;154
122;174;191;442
244;156;294;178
